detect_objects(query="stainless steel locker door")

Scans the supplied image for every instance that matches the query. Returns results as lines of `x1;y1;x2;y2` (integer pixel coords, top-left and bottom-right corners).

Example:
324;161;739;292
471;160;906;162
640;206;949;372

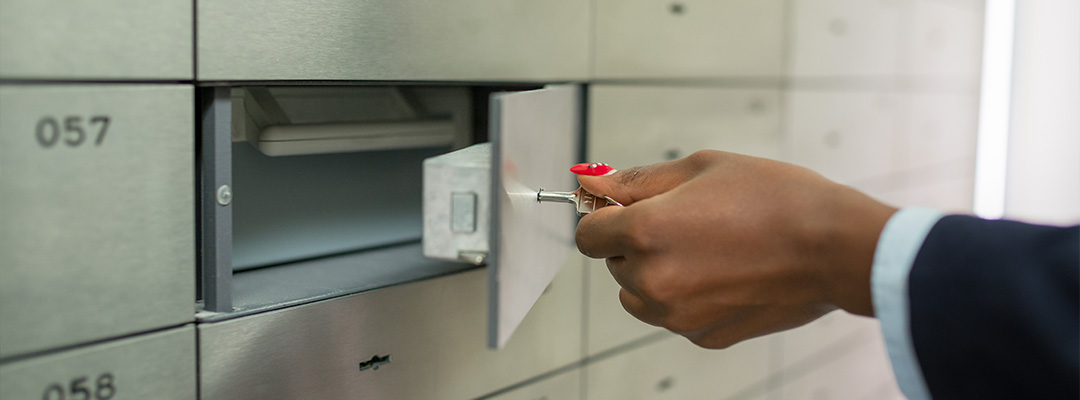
489;85;581;348
593;0;785;79
484;368;582;400
788;0;906;78
196;0;590;81
586;335;773;400
200;265;585;400
0;326;197;400
0;85;195;358
0;0;193;80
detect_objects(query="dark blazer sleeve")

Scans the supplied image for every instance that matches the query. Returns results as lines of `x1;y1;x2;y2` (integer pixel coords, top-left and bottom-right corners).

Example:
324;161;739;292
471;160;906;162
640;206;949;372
908;215;1079;399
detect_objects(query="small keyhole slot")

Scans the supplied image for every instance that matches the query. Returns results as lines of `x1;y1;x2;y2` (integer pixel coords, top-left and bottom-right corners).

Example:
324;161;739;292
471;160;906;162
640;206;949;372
359;354;392;371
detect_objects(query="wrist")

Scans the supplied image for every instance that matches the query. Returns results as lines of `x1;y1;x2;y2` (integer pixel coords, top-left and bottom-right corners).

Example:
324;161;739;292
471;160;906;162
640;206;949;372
814;187;897;316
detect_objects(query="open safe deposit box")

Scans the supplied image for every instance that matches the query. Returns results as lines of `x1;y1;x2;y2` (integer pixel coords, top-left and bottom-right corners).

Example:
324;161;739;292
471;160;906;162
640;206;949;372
196;84;585;399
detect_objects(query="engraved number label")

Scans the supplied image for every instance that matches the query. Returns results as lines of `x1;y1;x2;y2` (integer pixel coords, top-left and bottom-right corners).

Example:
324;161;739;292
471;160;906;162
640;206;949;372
35;116;110;148
41;373;115;400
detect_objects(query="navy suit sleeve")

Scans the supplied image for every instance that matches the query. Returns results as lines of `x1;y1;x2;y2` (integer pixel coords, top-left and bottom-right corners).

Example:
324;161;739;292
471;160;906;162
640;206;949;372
909;215;1079;399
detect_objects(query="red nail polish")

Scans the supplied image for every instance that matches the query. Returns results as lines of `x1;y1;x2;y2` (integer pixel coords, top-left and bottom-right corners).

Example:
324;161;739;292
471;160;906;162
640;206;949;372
570;163;615;176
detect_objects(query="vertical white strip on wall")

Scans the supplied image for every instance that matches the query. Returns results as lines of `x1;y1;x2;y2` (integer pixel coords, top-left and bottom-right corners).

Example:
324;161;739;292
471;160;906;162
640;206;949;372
1002;0;1080;225
973;0;1017;219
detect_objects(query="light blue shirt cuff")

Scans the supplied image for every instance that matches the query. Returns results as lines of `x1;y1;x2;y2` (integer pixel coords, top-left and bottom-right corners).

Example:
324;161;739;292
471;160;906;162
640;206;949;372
871;207;944;400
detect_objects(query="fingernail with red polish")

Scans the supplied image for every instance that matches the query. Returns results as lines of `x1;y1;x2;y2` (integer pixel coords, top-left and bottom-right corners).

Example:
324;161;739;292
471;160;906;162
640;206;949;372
570;163;616;176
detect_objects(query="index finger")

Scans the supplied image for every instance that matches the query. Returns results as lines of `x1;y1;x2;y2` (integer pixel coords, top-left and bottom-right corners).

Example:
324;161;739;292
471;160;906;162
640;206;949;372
575;204;631;259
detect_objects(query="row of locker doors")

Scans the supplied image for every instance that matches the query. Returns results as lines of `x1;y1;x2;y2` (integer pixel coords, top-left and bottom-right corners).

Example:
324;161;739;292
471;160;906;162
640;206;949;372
1;82;972;399
2;0;981;81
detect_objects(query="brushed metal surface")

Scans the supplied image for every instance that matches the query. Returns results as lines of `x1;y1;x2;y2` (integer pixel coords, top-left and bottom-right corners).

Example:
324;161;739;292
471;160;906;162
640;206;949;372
197;0;589;81
0;0;192;79
0;85;195;358
200;87;232;312
585;335;773;400
221;243;471;320
777;331;904;400
585;85;782;356
588;85;783;166
788;0;905;78
896;92;979;171
593;0;785;79
0;326;196;400
904;0;985;78
784;90;902;184
423;143;492;262
490;85;581;348
484;369;582;400
775;311;879;370
200;262;584;400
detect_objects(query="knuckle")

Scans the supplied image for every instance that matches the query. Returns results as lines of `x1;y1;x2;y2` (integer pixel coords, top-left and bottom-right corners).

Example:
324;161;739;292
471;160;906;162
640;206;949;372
683;150;721;169
686;149;720;163
615;166;646;187
635;264;680;303
622;209;661;253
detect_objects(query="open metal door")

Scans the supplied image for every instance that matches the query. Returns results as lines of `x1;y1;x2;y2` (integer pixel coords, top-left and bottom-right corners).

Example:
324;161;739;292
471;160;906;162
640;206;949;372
488;85;582;348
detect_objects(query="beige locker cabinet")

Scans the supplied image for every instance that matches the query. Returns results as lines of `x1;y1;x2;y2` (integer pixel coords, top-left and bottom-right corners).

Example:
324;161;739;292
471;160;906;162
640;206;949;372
586;260;666;356
896;93;979;172
0;0;193;80
776;333;904;400
788;0;906;78
482;369;582;400
199;262;584;400
904;0;986;80
775;310;880;370
587;86;782;167
586;335;773;400
196;0;589;82
0;85;195;358
585;85;783;355
0;326;197;400
592;0;785;80
784;90;902;185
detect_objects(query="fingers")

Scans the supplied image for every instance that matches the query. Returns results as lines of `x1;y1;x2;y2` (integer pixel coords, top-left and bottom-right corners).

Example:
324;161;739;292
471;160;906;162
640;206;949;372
576;155;705;205
618;288;664;327
605;256;644;298
575;205;631;259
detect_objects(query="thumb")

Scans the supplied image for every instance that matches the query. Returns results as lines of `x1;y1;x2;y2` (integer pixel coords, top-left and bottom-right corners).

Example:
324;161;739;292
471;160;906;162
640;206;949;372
575;159;700;205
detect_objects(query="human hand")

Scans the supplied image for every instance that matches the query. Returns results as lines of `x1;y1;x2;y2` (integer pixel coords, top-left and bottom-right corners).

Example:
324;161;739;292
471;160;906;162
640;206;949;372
574;150;897;348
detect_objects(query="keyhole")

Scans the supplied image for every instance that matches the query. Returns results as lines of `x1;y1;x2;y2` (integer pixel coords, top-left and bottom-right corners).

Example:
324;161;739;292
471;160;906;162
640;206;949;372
670;3;685;15
829;18;847;36
824;131;843;149
656;376;676;392
748;98;767;114
358;354;391;372
665;148;681;160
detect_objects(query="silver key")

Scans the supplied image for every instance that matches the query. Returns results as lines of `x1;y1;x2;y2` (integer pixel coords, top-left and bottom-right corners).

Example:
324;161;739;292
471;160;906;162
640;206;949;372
537;188;623;215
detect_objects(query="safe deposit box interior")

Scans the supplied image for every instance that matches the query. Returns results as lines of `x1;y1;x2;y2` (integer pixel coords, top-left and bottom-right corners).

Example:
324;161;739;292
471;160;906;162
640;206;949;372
1;0;987;399
198;84;582;346
191;83;589;399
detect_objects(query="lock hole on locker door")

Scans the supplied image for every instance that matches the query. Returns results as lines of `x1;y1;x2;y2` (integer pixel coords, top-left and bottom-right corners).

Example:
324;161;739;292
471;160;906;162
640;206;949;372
358;354;392;372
